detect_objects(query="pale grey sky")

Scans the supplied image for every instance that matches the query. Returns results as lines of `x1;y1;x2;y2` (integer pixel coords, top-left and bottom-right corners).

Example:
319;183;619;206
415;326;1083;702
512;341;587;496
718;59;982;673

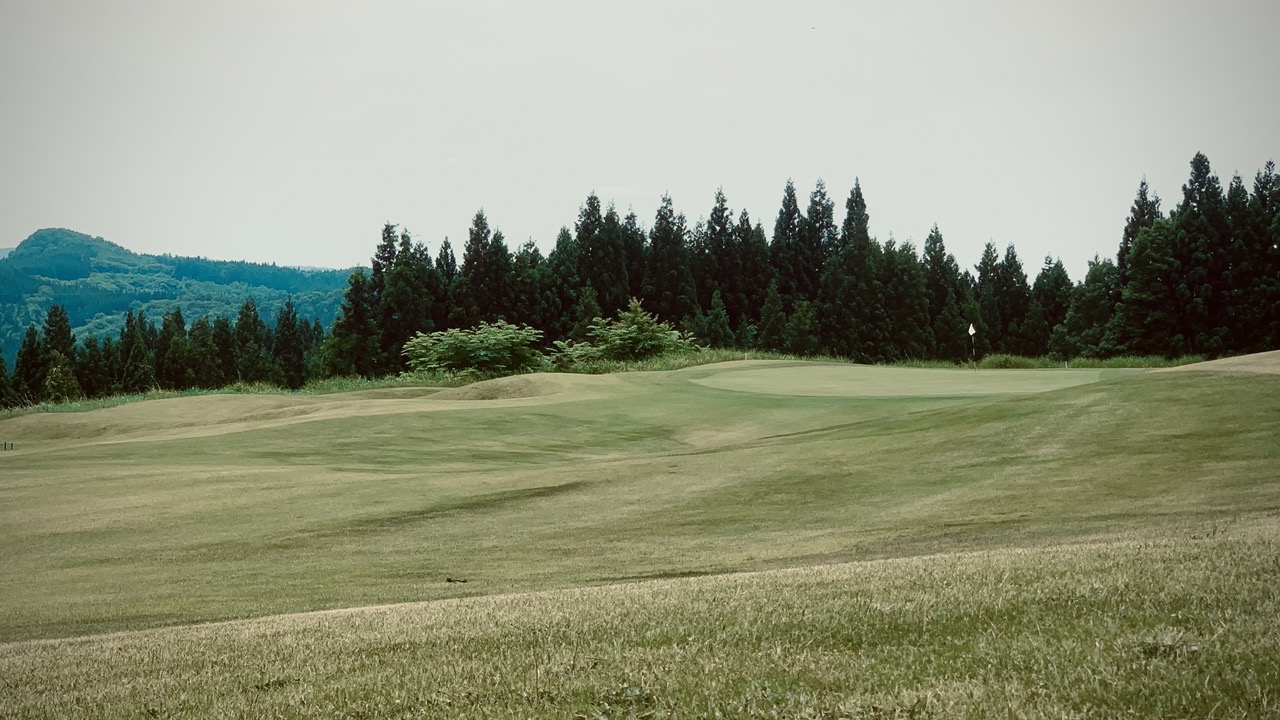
2;1;1276;280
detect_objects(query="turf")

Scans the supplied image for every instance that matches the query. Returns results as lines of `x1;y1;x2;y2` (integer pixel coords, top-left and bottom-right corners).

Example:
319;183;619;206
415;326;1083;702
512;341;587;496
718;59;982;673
1;358;1277;717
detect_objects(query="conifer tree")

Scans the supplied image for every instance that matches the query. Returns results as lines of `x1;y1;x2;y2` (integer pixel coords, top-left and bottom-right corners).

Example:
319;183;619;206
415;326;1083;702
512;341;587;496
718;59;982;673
155;308;193;390
75;336;113;399
973;243;1002;355
545;227;581;342
378;229;435;372
736;213;773;329
1171;152;1232;354
1118;178;1162;289
699;290;735;349
1106;219;1184;356
817;181;885;361
369;222;400;300
1028;257;1072;356
642;194;697;324
0;354;14;408
234;298;273;384
42;351;82;403
1052;257;1119;359
622;211;648;302
576;195;629;317
13;324;44;404
326;269;381;377
273;297;306;389
879;240;933;360
784;300;819;356
211;316;237;386
698;189;737;315
770;180;804;306
41;305;76;362
512;240;551;331
187;316;224;389
756;281;787;352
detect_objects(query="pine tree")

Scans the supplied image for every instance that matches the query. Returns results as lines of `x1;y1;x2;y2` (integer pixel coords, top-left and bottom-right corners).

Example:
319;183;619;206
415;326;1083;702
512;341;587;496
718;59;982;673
735;211;773;329
698;290;735;349
155;308;193;390
622;211;648;302
1029;257;1073;356
0;353;15;408
326;269;382;377
757;281;787;352
995;245;1032;355
544;227;581;342
817;181;885;362
1171;152;1232;354
211;316;237;387
973;243;1002;356
1118;178;1162;289
188;316;224;389
1106;219;1184;356
234;297;273;384
433;238;458;330
577;195;629;317
378;229;434;372
370;222;400;300
642;194;698;323
700;189;737;316
75;336;113;399
770;179;805;306
13;324;44;404
41;305;76;362
273;297;306;389
570;285;602;342
458;211;515;325
512;240;551;331
1052;256;1119;359
784;300;819;356
879;240;933;360
42;351;82;403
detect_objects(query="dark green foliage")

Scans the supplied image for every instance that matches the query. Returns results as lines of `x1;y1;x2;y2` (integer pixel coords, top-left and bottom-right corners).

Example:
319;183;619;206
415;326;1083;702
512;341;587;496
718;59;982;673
1107;219;1185;356
544;227;581;343
403;321;544;376
1028;257;1073;356
511;241;552;332
642;195;698;324
756;281;787;353
695;189;737;315
818;182;886;362
155;308;193;390
41;351;83;403
922;225;970;361
1118;179;1162;288
234;298;274;384
273;298;307;390
41;305;76;362
187;316;224;389
0;354;15;408
13;325;44;404
687;290;734;349
878;241;933;361
571;286;603;343
973;243;1002;356
326;270;382;378
576;196;630;317
561;298;698;363
733;211;773;330
995;245;1033;355
377;228;437;373
783;300;819;356
1052;257;1119;359
211;316;237;387
769;180;805;306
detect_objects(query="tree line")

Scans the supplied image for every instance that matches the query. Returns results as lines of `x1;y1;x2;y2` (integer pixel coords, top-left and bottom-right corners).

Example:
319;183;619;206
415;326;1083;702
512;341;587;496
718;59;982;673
1;151;1276;408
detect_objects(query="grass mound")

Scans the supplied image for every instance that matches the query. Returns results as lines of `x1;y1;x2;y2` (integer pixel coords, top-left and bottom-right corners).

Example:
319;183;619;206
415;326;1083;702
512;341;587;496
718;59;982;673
1159;349;1280;375
429;373;572;401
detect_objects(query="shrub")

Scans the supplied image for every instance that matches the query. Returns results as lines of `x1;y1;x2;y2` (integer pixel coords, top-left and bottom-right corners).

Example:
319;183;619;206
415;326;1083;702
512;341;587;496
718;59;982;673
402;321;545;376
552;299;700;368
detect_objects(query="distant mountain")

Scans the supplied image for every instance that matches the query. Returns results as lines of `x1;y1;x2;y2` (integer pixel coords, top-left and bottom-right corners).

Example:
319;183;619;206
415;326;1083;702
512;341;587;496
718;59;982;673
0;228;357;366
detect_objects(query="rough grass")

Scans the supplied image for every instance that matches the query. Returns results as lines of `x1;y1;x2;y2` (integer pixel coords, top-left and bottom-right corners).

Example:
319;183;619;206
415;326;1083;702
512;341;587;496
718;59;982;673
2;521;1277;719
1;357;1278;717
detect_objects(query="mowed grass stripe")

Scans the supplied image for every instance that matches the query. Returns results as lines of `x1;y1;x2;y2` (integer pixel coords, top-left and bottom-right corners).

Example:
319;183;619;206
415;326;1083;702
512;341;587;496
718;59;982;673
0;362;1276;645
2;521;1277;718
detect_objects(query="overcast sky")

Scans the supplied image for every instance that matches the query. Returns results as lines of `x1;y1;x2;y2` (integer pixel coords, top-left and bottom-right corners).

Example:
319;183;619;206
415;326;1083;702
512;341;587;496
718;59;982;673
2;1;1276;280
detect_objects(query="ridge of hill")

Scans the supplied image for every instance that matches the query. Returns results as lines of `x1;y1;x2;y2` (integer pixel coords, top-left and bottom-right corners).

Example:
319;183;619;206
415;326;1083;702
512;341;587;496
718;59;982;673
0;247;13;260
0;228;356;364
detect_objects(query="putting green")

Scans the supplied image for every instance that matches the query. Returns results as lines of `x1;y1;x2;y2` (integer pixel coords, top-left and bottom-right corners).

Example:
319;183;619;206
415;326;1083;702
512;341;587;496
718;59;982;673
690;362;1125;397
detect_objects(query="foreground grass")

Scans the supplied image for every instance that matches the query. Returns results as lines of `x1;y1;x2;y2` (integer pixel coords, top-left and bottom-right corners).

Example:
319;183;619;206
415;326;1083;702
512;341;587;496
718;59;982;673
3;519;1277;718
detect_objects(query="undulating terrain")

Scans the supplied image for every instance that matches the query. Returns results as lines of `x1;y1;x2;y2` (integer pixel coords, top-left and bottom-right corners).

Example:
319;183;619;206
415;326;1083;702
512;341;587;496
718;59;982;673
1;356;1277;717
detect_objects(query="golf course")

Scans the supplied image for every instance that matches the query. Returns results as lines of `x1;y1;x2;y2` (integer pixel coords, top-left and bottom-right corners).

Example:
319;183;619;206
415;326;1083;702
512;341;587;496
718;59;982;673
1;355;1278;717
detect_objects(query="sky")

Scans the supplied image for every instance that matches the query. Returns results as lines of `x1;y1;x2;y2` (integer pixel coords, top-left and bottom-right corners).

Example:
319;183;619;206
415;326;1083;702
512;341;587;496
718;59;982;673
1;1;1276;281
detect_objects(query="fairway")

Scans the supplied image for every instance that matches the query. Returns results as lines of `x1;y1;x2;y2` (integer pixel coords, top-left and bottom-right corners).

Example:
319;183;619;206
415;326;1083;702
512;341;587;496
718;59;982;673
2;358;1278;717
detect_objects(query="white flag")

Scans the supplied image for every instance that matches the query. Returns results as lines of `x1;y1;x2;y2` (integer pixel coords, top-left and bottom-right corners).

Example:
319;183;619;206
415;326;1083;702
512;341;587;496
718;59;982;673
968;323;976;336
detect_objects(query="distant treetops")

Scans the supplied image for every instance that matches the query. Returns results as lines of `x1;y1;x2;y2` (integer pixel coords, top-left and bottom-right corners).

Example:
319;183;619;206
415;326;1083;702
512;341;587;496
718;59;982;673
2;151;1275;408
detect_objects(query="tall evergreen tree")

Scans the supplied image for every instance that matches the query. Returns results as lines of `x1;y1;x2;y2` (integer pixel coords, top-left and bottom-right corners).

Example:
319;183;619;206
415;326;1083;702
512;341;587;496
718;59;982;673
995;245;1032;355
0;353;15;408
769;179;805;306
187;316;224;389
796;180;836;301
756;280;787;353
378;229;435;372
211;316;237;387
1118;178;1162;289
512;240;552;331
155;308;193;390
1051;257;1119;359
273;297;306;389
817;182;885;361
369;222;400;300
699;189;737;315
13;324;45;404
234;298;273;383
41;305;76;362
1106;218;1185;356
75;336;113;399
544;227;581;342
42;351;82;403
576;195;629;316
973;242;1002;355
735;211;773;329
642;194;698;323
622;211;648;302
1028;257;1073;356
457;210;515;324
878;240;933;360
1171;152;1232;354
326;269;382;377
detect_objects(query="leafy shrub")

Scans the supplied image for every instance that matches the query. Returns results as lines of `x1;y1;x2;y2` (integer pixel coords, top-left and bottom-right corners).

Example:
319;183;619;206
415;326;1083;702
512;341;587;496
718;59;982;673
552;299;700;368
403;321;545;376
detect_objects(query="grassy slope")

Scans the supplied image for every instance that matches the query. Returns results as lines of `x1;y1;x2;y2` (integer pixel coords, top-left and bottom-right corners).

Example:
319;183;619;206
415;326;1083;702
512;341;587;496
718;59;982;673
1;359;1278;716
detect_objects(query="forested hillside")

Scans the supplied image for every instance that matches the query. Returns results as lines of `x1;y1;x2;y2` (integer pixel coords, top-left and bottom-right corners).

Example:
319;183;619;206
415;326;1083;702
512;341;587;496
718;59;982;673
0;229;350;367
1;152;1276;408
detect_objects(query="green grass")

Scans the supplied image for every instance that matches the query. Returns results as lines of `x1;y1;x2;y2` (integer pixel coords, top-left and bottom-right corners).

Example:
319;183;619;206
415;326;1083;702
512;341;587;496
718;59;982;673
1;358;1277;716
